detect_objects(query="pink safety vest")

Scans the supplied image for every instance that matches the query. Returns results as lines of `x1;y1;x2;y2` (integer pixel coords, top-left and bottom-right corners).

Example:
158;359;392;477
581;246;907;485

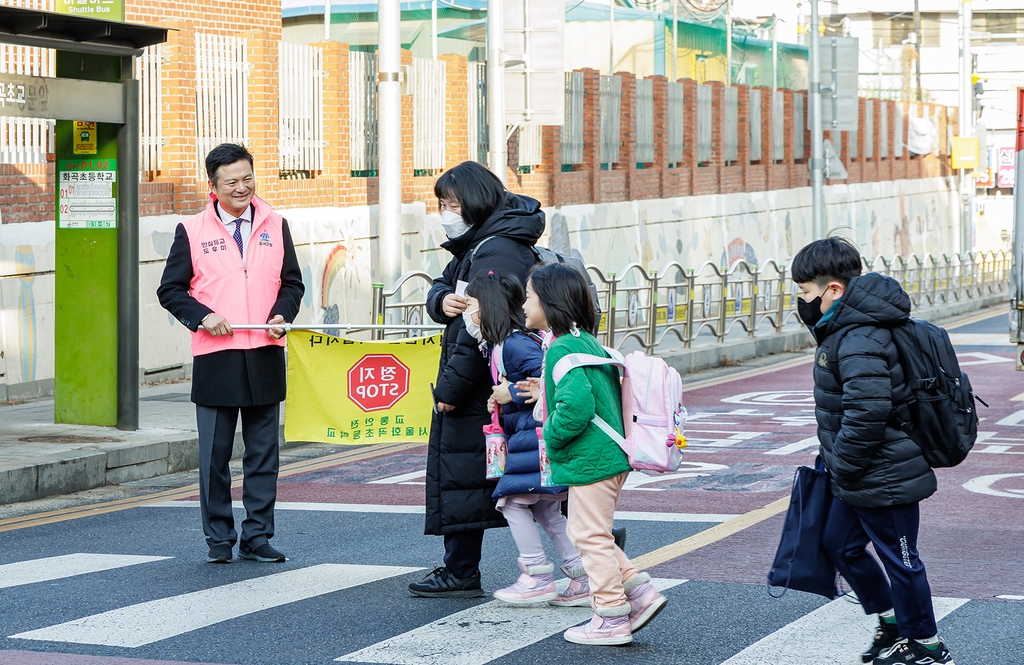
184;194;286;357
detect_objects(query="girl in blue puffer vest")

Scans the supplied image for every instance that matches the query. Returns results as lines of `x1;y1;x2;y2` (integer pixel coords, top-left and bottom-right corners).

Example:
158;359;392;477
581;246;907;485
463;273;589;607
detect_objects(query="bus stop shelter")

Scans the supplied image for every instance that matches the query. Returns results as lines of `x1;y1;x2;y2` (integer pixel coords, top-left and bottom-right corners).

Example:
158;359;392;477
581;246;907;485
0;6;167;430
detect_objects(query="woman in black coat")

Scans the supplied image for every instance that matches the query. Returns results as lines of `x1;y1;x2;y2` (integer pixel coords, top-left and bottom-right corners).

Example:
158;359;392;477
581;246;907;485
408;161;544;598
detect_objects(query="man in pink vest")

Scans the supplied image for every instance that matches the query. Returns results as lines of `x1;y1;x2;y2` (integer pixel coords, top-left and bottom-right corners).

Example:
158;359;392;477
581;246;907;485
157;144;304;564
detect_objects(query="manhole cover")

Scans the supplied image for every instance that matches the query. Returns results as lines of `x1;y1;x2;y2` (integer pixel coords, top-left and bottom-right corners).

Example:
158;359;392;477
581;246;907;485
20;435;125;443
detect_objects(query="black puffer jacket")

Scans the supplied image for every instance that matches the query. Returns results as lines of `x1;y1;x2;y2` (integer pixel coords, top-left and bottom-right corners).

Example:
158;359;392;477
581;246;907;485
423;193;545;535
811;272;937;508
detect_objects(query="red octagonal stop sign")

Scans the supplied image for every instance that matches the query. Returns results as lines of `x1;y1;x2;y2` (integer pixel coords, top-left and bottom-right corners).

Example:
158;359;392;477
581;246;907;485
347;354;411;412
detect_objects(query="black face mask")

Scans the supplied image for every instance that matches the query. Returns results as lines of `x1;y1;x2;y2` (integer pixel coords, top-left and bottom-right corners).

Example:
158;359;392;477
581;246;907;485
798;296;825;327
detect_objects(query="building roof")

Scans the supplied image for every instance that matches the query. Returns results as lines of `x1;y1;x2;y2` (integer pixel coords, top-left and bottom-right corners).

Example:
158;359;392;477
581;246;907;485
0;4;167;56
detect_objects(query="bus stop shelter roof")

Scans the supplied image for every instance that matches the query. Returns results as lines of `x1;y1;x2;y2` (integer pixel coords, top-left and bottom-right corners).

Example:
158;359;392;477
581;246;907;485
0;5;167;57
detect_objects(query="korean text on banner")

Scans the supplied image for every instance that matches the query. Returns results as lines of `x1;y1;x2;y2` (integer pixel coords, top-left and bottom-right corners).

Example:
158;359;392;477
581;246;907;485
284;332;443;444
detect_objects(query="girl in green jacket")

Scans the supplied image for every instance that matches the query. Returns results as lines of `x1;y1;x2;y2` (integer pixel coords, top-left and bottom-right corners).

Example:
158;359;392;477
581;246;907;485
523;264;668;647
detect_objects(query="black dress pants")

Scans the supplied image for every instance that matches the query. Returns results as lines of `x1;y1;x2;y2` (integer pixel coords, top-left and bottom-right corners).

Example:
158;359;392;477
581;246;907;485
443;529;484;579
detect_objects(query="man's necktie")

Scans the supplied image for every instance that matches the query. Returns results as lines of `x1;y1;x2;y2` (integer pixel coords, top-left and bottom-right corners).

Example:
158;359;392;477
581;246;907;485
232;219;244;257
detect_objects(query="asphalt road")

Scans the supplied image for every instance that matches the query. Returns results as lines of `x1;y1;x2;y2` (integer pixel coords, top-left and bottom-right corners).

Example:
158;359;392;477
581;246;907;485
1;310;1021;665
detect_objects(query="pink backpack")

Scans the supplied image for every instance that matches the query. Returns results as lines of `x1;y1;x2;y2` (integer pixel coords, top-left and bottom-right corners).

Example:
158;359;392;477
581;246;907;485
552;347;687;473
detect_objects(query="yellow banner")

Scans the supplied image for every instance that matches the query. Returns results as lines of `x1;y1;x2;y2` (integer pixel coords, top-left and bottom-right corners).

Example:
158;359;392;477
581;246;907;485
284;332;443;444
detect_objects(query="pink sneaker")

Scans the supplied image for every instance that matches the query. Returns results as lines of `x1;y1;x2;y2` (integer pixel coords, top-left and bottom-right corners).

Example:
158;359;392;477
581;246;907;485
493;559;557;605
624;572;668;634
549;564;590;607
563;605;632;646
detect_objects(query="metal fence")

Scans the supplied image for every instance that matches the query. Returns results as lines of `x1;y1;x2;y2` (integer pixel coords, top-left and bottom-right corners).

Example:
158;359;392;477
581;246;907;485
412;57;445;172
667;81;683;166
137;45;163;177
696;84;711;163
349;50;378;173
517;124;543;167
894;105;904;155
0;43;53;164
879;102;888;159
195;33;249;179
599;75;621;165
561;71;584;165
864;99;875;159
724;86;738;163
772;90;784;162
793;92;805;161
279;42;324;175
368;251;1011;351
635;78;654;164
469;62;487;166
749;88;762;162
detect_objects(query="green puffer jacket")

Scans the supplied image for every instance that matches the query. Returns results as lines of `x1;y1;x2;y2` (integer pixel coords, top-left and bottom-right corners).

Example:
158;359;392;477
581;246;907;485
541;331;631;486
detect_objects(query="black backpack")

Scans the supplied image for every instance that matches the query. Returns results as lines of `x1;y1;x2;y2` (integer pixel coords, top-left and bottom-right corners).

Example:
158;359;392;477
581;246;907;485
469;239;603;334
832;319;986;468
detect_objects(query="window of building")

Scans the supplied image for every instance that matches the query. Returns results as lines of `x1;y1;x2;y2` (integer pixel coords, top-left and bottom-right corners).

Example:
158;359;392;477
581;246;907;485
972;13;1024;44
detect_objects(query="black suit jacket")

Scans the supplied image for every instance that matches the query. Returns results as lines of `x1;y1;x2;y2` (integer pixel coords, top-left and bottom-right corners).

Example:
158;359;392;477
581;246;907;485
157;217;305;407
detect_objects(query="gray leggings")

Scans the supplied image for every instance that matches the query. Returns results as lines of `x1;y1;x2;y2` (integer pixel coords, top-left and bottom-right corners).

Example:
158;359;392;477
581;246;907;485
501;499;582;570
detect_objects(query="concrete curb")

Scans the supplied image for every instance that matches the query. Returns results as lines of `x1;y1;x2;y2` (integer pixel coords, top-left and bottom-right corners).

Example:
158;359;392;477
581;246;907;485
0;430;305;506
0;296;1009;507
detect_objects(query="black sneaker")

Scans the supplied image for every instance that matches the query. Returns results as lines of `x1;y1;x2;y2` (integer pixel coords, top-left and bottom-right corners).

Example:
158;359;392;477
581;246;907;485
206;544;233;564
408;567;484;598
874;638;955;665
862;618;900;663
238;542;286;562
612;527;627;552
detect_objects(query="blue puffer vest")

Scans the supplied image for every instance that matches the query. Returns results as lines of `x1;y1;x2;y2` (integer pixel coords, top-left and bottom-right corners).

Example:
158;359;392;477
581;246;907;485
490;332;568;500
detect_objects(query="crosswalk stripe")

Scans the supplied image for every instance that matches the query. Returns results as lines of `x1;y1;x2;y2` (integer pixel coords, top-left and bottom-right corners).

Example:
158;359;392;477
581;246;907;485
10;564;423;648
764;436;819;456
147;501;736;523
335;578;686;665
0;554;171;590
719;595;969;664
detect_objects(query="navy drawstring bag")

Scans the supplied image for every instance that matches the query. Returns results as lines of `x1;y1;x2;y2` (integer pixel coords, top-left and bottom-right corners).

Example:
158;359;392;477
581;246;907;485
767;459;838;599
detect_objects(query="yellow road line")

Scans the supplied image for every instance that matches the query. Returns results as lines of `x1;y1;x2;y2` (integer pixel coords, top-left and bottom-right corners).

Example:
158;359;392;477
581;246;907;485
0;442;423;533
633;496;790;570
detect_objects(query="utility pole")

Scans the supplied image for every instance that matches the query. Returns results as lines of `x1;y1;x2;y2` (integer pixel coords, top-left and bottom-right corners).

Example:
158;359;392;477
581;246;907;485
609;0;615;75
672;0;678;80
1011;87;1024;365
913;0;922;101
323;0;330;41
487;0;507;184
809;0;825;239
958;0;973;254
725;0;732;84
432;0;438;59
378;0;402;289
772;14;777;93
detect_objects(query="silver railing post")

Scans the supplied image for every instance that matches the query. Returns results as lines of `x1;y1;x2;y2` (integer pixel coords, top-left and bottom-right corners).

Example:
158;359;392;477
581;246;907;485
749;266;758;336
647;270;658;355
607;273;618;349
718;267;728;343
684;270;695;348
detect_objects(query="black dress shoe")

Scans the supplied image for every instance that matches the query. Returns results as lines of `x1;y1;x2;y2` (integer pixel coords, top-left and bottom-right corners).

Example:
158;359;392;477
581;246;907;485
206;544;233;563
408;567;484;598
613;526;627;552
238;542;286;562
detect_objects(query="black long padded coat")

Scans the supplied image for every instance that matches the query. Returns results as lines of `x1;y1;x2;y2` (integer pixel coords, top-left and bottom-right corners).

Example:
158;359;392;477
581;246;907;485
423;193;545;535
810;271;937;509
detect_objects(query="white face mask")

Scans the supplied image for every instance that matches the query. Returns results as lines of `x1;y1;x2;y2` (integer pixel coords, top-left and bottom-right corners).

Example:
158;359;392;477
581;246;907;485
441;210;471;239
463;309;482;342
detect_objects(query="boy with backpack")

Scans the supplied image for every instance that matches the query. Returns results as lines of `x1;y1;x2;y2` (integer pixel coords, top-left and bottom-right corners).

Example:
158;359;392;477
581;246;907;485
791;237;955;665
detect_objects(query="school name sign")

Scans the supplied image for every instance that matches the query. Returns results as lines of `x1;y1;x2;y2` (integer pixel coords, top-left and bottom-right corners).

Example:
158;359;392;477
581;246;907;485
285;333;442;445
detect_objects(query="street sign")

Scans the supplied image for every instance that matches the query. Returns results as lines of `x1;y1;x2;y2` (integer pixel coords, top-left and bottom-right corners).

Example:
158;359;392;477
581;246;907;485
347;354;411;412
819;36;859;132
952;136;980;170
503;0;564;126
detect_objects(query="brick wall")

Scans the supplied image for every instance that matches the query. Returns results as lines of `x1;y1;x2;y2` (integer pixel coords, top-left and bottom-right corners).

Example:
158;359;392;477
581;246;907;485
0;15;956;226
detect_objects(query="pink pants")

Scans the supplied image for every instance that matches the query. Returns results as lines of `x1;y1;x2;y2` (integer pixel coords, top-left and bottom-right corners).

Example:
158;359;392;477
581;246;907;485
566;471;639;608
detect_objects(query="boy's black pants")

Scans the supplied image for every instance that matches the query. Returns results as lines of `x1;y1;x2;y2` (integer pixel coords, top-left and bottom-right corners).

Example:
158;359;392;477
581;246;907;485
823;498;938;639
